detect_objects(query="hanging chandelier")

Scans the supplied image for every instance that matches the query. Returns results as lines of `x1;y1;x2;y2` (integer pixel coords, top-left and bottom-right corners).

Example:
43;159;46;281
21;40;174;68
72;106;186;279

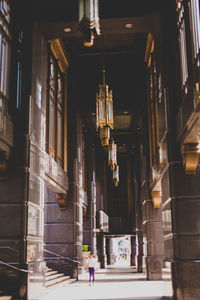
78;0;100;47
108;138;117;171
113;165;119;186
96;68;114;147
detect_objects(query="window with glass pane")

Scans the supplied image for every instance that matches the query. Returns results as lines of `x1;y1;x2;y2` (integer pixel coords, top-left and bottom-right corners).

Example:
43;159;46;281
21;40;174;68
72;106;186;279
147;53;159;170
28;204;41;237
57;71;64;166
0;0;11;105
188;0;200;62
177;0;188;90
158;72;166;140
82;138;86;191
16;29;23;110
47;46;65;168
49;57;56;158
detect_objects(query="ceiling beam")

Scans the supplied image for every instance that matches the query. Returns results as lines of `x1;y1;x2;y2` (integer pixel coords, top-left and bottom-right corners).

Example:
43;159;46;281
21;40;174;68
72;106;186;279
38;13;161;41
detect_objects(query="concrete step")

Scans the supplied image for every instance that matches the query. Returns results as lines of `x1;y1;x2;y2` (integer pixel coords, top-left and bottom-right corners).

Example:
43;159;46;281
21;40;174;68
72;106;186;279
46;270;58;277
46;277;77;291
45;275;71;287
29;271;64;283
45;268;52;272
46;272;66;282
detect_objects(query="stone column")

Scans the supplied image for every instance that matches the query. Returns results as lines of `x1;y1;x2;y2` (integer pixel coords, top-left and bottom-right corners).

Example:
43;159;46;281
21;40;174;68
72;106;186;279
130;235;136;266
143;196;164;280
136;229;143;272
169;159;200;299
90;181;97;255
68;112;85;273
97;233;105;268
82;145;97;255
106;237;115;265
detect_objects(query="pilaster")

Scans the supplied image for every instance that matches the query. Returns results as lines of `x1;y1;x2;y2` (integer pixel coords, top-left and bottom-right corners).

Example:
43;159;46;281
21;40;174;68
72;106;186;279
97;233;105;268
143;198;164;280
169;161;200;299
106;237;115;265
136;229;143;273
130;235;136;266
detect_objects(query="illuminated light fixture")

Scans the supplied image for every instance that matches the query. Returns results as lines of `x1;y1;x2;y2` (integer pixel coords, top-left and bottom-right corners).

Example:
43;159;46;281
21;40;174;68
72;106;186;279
79;0;100;47
96;68;114;147
100;125;110;147
113;165;119;186
152;191;162;208
125;23;133;28
64;27;71;33
108;139;117;171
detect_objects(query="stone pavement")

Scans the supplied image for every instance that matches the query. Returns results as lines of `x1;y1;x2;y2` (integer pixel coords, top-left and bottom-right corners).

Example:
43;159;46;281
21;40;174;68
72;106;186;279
37;261;173;300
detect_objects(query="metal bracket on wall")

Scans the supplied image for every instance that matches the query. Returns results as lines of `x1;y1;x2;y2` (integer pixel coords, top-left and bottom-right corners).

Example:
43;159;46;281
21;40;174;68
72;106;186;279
151;190;162;208
181;143;199;175
56;193;67;210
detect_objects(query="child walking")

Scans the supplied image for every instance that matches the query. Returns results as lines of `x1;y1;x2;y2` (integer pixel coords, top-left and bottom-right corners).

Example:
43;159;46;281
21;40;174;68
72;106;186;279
87;252;96;285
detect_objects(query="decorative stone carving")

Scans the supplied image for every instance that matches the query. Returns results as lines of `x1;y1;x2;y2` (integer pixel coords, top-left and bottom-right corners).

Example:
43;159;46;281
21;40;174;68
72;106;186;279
0;150;9;180
56;193;67;210
181;143;199;175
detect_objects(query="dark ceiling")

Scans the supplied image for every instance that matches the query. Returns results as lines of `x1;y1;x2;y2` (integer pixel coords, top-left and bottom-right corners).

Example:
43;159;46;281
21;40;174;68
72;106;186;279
35;0;161;56
29;0;163;151
31;0;162;21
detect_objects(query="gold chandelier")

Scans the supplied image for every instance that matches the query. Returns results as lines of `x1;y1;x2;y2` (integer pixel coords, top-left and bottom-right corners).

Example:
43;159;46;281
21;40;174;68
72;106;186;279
96;68;114;147
113;165;119;186
108;138;117;171
78;0;100;47
108;139;119;186
96;67;119;186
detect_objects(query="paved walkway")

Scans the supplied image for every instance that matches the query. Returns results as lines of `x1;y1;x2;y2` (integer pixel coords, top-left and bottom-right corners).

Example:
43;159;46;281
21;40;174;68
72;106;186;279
38;261;173;300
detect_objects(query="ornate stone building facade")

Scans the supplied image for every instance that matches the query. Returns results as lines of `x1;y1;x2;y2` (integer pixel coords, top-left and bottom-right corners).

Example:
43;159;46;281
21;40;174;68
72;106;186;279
0;0;200;299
